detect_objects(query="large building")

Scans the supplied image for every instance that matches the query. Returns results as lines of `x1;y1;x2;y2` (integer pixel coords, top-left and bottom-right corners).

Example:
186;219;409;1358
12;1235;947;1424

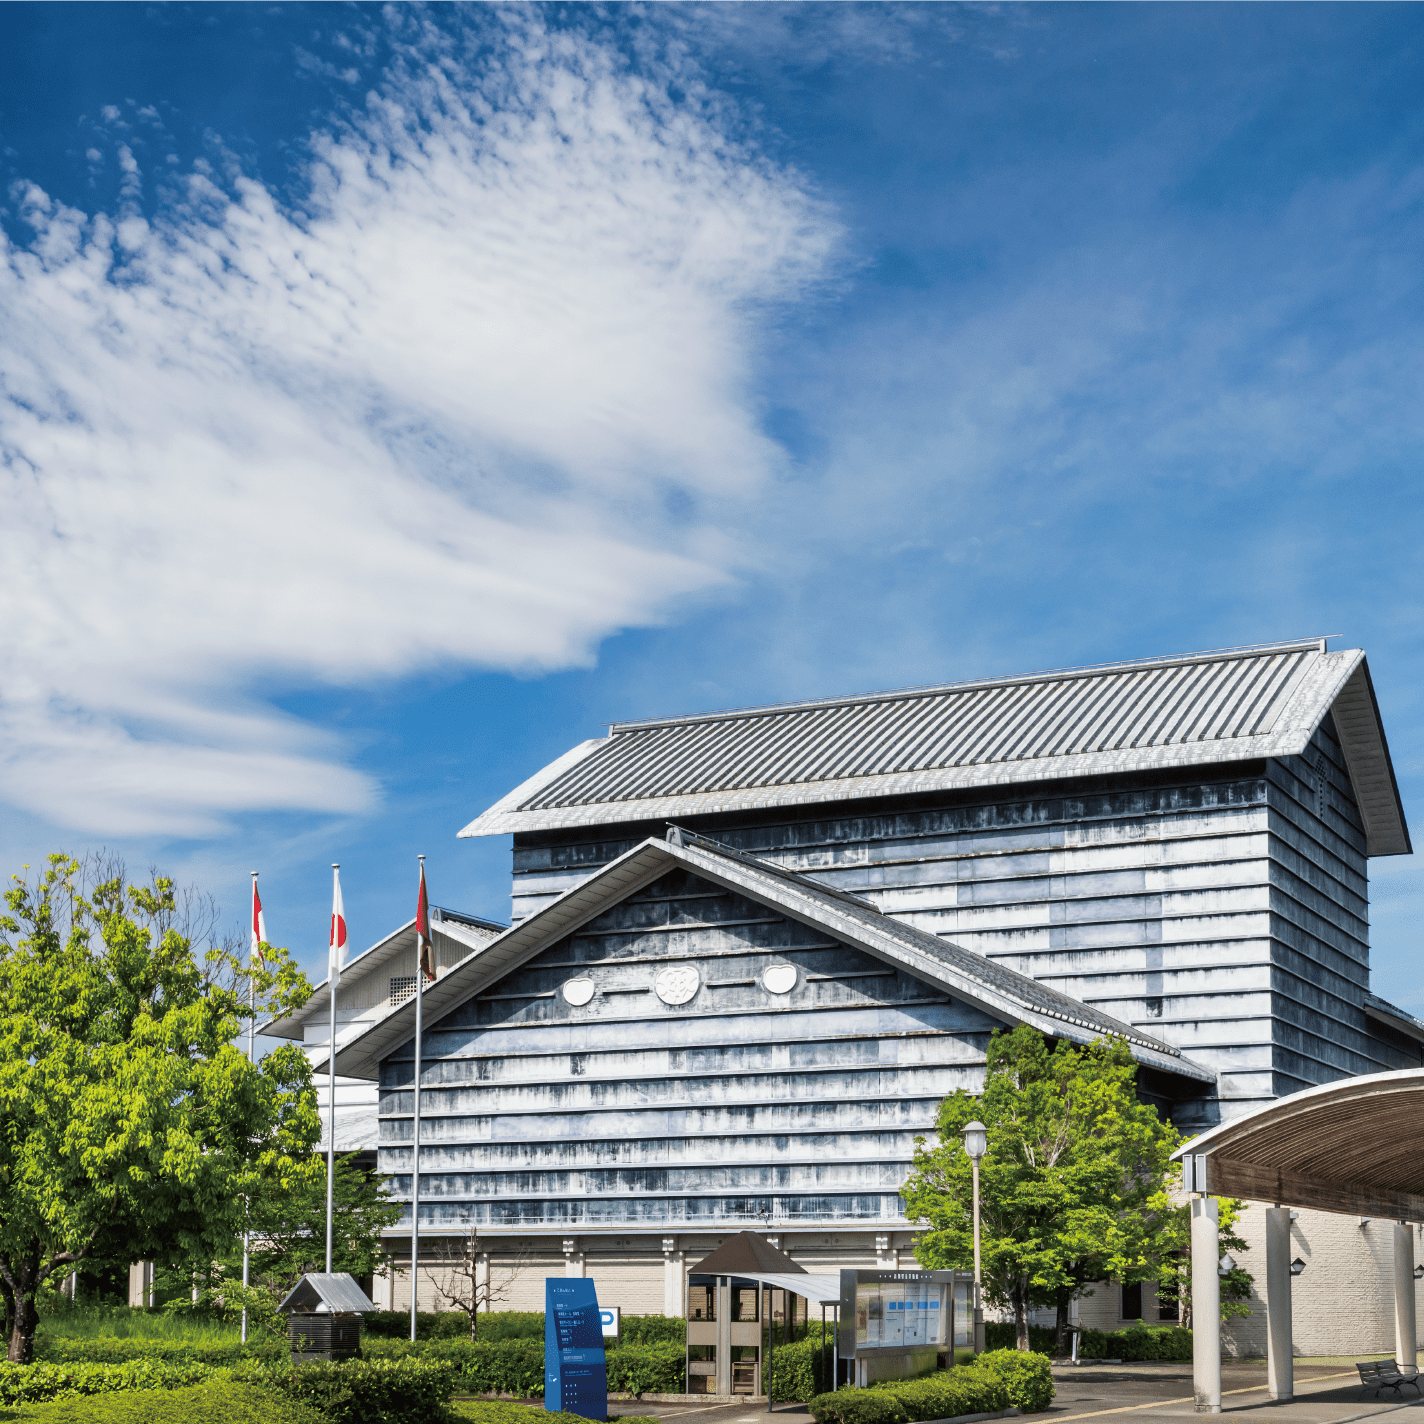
320;639;1424;1353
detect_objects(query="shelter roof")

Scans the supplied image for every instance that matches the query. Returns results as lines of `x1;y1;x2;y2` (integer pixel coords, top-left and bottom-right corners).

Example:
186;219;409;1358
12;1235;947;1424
459;640;1410;857
333;830;1215;1085
261;905;505;1041
1173;1068;1424;1220
689;1232;805;1277
278;1273;377;1314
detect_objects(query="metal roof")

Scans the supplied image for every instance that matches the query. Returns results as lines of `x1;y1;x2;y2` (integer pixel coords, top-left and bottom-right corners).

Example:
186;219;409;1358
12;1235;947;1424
1173;1068;1424;1220
459;641;1410;856
278;1272;378;1314
334;831;1215;1085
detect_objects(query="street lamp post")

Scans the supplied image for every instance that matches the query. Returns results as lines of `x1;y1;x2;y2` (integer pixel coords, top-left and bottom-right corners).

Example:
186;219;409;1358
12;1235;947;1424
963;1121;987;1356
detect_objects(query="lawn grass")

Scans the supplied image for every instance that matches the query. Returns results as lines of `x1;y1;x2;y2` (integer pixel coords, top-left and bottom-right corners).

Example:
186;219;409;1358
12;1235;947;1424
37;1307;241;1347
0;1381;321;1423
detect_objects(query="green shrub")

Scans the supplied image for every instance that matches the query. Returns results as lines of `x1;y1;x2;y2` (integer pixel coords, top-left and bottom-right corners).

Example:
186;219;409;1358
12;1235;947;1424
1076;1324;1191;1361
616;1317;685;1348
362;1311;476;1340
0;1359;217;1405
879;1365;1009;1422
982;1323;1058;1354
806;1386;905;1424
975;1350;1054;1411
767;1336;835;1400
34;1336;285;1368
249;1357;458;1424
605;1344;686;1396
362;1338;546;1396
1;1380;324;1423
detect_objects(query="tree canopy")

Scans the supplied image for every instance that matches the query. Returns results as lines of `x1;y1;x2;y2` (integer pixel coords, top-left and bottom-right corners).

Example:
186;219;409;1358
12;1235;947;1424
0;854;320;1360
901;1023;1183;1350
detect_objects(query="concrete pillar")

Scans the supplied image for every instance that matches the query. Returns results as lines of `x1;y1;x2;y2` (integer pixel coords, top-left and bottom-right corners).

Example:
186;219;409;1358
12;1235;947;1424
1264;1207;1293;1401
1191;1197;1221;1414
563;1237;585;1278
716;1277;731;1396
663;1236;684;1317
1396;1223;1418;1377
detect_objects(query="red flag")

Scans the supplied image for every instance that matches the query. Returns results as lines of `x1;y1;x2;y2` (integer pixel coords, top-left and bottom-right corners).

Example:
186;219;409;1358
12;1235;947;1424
416;860;434;982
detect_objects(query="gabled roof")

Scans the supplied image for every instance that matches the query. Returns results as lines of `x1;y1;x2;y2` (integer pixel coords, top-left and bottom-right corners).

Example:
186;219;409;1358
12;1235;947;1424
278;1272;377;1314
261;906;505;1041
334;830;1215;1085
459;640;1410;857
690;1231;804;1276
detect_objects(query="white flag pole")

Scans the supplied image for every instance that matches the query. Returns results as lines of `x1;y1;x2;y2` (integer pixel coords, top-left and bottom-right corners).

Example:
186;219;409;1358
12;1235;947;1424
242;870;258;1344
326;863;343;1276
410;854;426;1343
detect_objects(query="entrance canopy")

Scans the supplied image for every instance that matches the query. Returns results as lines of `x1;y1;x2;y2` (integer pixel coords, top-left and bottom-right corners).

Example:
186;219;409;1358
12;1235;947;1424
1172;1067;1424;1219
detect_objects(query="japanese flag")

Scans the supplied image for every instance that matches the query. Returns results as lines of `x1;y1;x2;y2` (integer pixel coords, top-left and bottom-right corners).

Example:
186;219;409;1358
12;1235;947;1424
329;866;348;986
251;877;267;971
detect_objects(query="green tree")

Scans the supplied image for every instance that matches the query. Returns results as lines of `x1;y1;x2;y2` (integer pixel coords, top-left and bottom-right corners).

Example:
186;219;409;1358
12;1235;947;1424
244;1150;402;1287
902;1023;1181;1352
0;854;320;1361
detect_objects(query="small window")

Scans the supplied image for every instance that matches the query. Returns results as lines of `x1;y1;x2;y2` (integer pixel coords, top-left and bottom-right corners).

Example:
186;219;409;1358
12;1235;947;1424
1121;1282;1142;1320
1156;1280;1179;1322
1144;997;1163;1018
390;976;417;1006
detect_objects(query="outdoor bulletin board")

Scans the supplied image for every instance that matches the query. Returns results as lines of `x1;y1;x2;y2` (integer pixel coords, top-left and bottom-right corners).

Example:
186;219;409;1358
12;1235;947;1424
545;1277;608;1419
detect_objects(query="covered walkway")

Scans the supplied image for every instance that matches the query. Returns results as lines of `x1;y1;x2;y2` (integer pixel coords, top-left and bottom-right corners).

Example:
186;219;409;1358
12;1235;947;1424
1173;1068;1424;1415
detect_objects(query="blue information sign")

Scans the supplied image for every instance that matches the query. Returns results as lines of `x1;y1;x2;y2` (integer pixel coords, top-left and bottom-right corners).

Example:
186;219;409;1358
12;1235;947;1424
545;1278;607;1421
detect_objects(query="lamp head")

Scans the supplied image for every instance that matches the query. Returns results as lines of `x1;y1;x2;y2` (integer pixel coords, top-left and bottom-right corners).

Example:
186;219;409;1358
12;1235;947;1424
1290;1257;1306;1277
962;1121;988;1162
1218;1253;1236;1276
1414;1265;1424;1281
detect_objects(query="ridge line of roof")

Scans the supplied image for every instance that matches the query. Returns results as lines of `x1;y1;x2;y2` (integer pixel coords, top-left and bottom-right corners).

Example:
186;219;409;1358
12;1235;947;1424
606;638;1335;734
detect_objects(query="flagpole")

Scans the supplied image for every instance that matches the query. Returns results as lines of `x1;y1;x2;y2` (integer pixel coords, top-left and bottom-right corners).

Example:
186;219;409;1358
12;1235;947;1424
410;854;426;1343
242;870;257;1344
326;864;340;1276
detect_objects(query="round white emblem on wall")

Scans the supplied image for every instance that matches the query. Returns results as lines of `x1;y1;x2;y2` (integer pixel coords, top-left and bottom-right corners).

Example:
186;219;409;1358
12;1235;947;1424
654;965;701;1005
561;977;596;1007
761;963;798;995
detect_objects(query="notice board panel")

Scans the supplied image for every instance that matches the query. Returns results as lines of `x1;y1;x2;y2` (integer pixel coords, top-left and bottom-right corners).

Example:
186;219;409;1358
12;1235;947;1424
545;1278;608;1420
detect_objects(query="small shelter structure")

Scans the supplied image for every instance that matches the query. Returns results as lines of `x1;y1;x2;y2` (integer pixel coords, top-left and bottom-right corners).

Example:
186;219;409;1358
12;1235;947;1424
686;1233;839;1399
1173;1068;1424;1413
279;1272;378;1364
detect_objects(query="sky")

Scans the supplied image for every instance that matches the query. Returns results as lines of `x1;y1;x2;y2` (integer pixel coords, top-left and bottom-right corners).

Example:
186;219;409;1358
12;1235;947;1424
1;2;1422;1024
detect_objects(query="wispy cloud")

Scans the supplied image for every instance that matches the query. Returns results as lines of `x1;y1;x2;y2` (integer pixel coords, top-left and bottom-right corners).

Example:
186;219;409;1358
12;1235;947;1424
0;10;837;837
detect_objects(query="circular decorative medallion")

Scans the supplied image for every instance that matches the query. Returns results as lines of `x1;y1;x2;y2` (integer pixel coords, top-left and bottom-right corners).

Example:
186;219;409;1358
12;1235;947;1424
561;977;596;1007
654;964;701;1005
761;963;798;995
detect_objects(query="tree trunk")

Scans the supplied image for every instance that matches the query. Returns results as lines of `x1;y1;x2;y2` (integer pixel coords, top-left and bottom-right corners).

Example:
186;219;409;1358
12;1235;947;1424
0;1276;12;1352
1012;1274;1030;1351
7;1250;41;1364
1054;1286;1071;1358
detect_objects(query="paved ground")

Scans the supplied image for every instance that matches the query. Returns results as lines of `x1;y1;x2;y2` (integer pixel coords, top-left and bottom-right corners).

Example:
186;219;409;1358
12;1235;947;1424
604;1360;1424;1424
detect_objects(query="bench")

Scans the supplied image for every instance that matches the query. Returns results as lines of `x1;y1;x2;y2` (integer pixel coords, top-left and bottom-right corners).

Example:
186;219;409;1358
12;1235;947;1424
1356;1360;1422;1397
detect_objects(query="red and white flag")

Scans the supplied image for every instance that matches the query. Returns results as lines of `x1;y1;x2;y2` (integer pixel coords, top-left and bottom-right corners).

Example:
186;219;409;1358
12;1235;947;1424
416;860;435;982
329;866;349;986
251;876;267;971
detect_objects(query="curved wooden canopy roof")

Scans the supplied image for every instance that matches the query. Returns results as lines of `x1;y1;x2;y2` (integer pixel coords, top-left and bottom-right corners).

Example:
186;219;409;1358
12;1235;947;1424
1174;1069;1424;1220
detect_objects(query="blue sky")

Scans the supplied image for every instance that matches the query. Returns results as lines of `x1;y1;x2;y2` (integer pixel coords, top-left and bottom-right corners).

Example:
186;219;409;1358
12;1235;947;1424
2;3;1421;1019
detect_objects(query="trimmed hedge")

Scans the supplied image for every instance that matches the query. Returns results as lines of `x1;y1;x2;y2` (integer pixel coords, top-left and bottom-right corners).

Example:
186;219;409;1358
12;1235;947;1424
808;1357;1052;1424
605;1344;686;1396
982;1323;1058;1354
35;1336;284;1367
767;1335;835;1401
0;1359;217;1405
1077;1324;1192;1361
361;1311;685;1346
248;1357;459;1424
1;1380;324;1423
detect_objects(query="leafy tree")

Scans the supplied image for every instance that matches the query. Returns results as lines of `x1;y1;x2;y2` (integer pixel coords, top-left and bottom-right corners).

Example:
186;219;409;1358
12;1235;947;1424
0;854;320;1361
242;1150;402;1288
1152;1194;1253;1327
902;1023;1181;1352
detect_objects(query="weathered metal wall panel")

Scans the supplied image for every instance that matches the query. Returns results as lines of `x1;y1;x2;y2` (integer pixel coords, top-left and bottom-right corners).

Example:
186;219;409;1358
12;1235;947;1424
377;867;1003;1232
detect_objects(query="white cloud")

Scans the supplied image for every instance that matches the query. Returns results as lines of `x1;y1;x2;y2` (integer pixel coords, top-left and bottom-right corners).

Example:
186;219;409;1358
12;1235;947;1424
0;10;836;836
